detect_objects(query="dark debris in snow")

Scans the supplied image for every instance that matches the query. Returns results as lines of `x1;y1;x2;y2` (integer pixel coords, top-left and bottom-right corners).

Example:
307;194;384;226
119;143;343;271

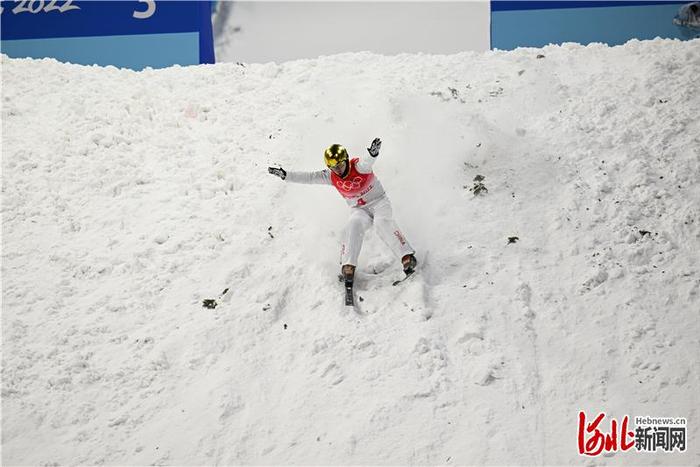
468;174;488;196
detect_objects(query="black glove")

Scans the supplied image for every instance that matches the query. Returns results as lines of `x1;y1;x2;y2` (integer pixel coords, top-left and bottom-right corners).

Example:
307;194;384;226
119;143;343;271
367;137;381;158
268;167;287;180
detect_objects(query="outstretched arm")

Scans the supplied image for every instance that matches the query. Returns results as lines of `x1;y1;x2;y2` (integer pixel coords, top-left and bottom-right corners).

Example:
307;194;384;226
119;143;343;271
286;169;332;185
268;166;331;185
356;137;381;173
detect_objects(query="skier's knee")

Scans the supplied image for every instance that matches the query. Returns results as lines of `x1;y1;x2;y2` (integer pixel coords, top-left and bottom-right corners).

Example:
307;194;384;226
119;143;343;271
348;217;370;234
375;218;394;233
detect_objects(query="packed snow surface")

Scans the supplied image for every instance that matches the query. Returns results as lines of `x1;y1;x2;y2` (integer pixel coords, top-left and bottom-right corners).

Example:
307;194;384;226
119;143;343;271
2;38;700;465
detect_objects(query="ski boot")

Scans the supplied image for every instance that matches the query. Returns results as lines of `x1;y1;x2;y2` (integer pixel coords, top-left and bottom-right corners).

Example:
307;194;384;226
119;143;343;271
401;254;417;276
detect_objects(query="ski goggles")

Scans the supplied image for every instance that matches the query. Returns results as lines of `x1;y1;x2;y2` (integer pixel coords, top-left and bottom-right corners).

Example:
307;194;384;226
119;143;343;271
326;158;347;169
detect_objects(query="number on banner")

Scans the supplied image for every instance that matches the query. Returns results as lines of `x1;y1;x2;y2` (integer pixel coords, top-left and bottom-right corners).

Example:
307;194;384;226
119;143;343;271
58;0;78;12
133;0;155;19
12;0;30;14
12;0;80;13
28;0;44;13
44;0;59;11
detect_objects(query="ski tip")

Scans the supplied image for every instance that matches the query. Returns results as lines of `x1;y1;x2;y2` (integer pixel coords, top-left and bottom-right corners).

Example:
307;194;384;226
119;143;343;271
393;269;417;286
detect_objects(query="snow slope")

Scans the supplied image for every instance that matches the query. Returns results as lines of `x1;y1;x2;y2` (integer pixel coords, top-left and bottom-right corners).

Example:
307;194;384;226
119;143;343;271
2;38;700;465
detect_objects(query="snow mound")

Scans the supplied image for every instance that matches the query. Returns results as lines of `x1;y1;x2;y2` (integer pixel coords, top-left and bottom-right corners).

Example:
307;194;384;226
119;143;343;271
2;39;699;465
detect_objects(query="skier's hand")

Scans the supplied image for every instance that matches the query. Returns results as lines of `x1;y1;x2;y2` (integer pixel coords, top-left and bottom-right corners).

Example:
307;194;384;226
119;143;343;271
268;167;287;180
367;137;381;158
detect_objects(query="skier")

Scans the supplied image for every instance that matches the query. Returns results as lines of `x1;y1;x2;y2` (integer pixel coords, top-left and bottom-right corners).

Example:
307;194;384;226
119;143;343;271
268;138;417;303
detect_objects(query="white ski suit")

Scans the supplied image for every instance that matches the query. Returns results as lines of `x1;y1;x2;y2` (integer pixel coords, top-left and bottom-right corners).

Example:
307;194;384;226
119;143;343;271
285;155;414;267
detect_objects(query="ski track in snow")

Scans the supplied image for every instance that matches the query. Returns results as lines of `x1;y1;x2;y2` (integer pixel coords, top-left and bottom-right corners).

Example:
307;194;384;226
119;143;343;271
2;39;700;465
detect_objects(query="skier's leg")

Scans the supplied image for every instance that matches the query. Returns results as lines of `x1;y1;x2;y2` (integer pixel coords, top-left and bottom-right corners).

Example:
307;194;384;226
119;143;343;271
371;197;416;264
341;208;372;269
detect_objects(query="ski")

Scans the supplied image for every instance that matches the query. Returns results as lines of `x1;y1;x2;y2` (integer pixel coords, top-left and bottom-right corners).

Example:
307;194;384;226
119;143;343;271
345;283;354;307
338;274;354;307
392;270;416;286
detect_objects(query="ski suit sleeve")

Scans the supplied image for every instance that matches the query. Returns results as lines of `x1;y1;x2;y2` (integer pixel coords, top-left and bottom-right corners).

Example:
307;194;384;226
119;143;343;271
355;156;376;174
285;169;332;185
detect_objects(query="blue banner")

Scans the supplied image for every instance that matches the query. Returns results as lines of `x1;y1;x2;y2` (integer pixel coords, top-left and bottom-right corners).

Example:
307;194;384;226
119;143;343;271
492;1;687;11
1;0;214;69
491;0;697;49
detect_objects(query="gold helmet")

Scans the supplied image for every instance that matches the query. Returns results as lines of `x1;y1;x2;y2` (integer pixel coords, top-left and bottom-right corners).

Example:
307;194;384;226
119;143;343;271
323;144;349;168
